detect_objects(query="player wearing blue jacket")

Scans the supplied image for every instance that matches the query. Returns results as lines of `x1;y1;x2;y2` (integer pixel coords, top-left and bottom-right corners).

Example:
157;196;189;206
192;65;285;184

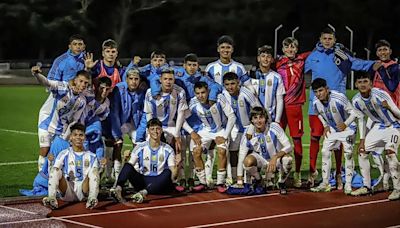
304;27;377;187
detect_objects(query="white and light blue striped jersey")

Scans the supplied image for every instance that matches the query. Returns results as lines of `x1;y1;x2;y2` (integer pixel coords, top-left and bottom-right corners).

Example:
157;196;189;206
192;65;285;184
38;80;86;135
239;122;292;160
128;141;175;176
312;90;357;132
80;92;110;124
189;94;236;139
205;59;247;85
352;88;400;129
248;70;285;121
144;84;188;128
54;147;99;183
221;87;261;133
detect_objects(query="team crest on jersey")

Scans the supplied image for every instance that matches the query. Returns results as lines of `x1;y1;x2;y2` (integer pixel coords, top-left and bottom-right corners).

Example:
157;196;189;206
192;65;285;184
260;80;265;86
239;100;244;107
332;107;337;113
232;100;237;106
171;100;176;105
267;79;272;86
259;137;264;144
152;155;157;161
159;154;164;162
84;159;89;167
266;136;271;143
76;160;82;167
211;107;217;114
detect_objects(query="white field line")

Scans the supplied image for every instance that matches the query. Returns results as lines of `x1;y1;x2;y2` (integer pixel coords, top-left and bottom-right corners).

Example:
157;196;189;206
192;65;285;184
386;226;400;228
188;199;390;228
0;161;36;166
0;193;280;225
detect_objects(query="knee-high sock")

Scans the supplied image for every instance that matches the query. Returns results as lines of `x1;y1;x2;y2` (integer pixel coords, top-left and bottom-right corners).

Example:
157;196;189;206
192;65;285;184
386;153;400;191
48;167;62;198
293;138;303;173
195;169;206;185
372;152;385;184
104;146;113;178
205;150;215;181
226;151;232;179
343;151;355;185
321;149;332;185
334;147;343;174
278;156;293;183
113;160;122;180
38;155;45;172
216;170;227;185
310;137;320;173
88;167;100;199
358;153;371;188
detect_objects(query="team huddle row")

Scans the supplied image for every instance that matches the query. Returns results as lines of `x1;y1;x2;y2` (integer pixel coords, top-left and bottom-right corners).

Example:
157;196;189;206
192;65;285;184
32;27;400;210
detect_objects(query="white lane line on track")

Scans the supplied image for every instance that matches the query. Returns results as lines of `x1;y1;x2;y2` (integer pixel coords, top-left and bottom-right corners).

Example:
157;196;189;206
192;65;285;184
0;161;36;166
187;199;390;228
0;205;38;215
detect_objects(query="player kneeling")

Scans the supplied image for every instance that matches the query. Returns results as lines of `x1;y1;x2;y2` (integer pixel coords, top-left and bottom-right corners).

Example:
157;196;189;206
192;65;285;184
42;123;100;209
236;107;293;195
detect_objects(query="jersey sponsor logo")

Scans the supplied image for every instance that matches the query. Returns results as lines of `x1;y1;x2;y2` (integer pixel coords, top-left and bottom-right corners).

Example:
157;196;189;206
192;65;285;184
267;79;272;87
215;72;221;77
144;156;150;161
159;154;164;162
69;161;74;166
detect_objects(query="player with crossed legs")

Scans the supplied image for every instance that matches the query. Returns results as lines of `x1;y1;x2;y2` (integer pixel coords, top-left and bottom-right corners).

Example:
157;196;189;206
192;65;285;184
351;74;400;200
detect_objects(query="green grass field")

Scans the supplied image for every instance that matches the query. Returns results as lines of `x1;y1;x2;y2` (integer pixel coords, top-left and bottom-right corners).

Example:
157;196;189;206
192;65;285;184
0;86;392;197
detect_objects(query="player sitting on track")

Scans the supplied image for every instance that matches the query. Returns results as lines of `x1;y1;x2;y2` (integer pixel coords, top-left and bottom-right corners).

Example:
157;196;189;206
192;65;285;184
309;78;358;194
183;81;236;192
351;74;400;200
110;118;177;203
43;123;100;209
237;107;293;195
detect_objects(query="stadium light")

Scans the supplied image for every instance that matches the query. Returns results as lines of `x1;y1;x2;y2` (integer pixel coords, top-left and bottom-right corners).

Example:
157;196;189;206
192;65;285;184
292;26;299;38
364;48;371;60
274;24;283;58
346;26;354;90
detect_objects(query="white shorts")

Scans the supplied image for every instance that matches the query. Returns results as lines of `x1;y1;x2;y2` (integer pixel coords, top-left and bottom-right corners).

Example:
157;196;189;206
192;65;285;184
121;122;137;144
38;94;54;125
60;180;86;202
322;128;355;153
190;129;228;151
248;152;289;171
229;126;243;151
38;128;54;148
365;125;400;154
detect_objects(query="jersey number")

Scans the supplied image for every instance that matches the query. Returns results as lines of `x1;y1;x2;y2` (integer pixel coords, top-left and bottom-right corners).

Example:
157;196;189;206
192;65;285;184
391;135;399;144
151;163;157;173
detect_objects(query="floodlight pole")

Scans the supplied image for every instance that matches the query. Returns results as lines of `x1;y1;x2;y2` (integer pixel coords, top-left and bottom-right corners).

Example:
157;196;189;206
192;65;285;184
274;24;283;58
346;26;354;90
364;48;371;60
291;26;299;38
328;24;336;31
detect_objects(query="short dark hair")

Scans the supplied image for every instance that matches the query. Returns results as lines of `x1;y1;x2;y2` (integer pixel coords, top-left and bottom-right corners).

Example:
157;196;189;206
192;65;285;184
70;123;86;133
257;45;273;56
311;78;327;90
356;73;373;81
321;27;336;37
375;39;391;50
161;67;175;75
102;39;118;50
217;35;234;46
75;70;91;80
184;53;198;63
250;107;268;120
147;118;162;128
151;50;166;59
96;77;112;87
194;81;208;91
69;34;85;44
223;72;239;82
